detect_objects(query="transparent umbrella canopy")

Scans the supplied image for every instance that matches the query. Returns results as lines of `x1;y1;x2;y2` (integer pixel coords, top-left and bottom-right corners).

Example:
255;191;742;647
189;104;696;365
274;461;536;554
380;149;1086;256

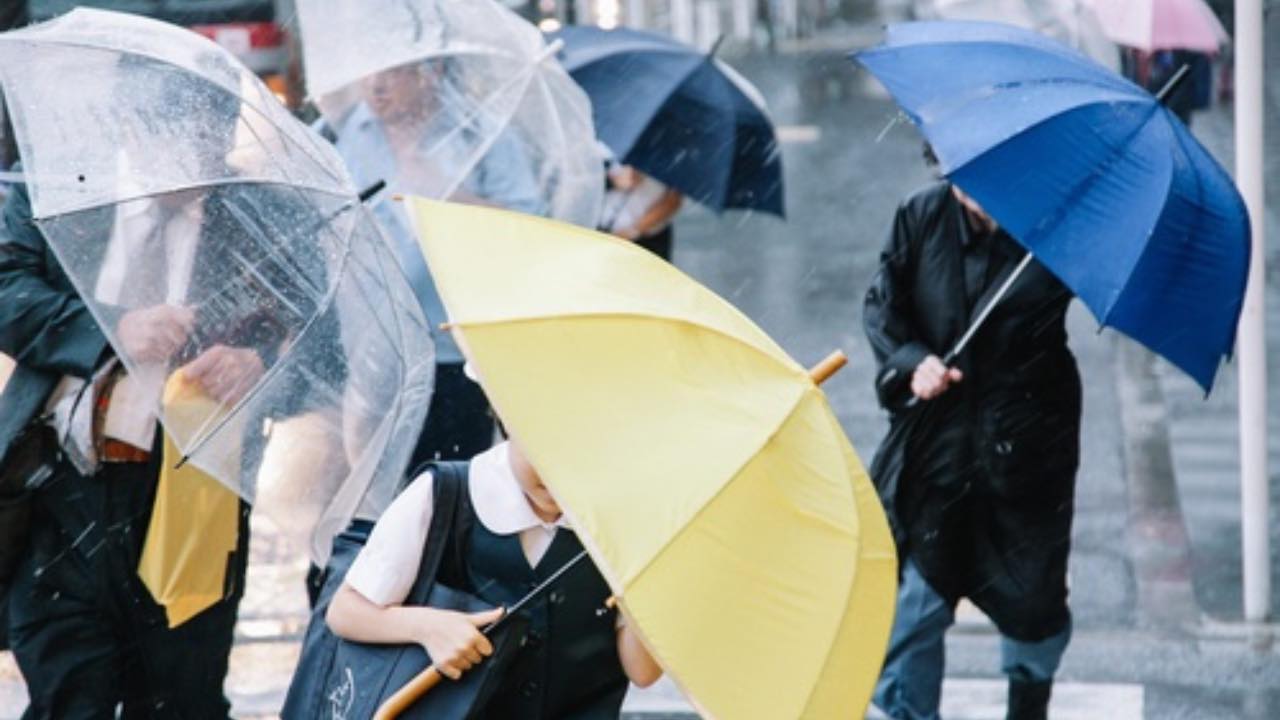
297;0;603;227
0;8;436;560
922;0;1120;69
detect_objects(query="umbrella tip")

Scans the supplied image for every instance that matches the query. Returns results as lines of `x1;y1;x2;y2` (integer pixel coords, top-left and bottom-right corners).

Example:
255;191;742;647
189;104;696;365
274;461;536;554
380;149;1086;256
358;179;386;203
708;34;726;57
808;350;848;385
1154;64;1191;104
174;455;190;470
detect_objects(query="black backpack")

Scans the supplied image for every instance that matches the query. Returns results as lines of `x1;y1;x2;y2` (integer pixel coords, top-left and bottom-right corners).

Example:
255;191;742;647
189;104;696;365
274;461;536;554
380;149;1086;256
281;461;528;719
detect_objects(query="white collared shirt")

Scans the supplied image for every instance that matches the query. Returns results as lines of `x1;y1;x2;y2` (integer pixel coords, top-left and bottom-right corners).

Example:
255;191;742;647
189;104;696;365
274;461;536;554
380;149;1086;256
600;170;670;236
345;441;570;607
44;195;204;458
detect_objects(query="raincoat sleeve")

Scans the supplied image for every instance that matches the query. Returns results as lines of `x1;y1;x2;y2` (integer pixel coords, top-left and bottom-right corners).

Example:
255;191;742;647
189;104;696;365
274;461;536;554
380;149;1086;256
863;199;931;412
0;181;109;378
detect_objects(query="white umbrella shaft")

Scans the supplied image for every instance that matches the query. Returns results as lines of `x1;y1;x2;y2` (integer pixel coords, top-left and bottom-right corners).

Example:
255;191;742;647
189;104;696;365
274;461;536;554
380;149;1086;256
1235;0;1269;624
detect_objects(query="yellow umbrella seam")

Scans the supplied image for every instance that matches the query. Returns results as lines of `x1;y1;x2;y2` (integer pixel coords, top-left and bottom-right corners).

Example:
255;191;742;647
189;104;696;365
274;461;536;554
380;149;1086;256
620;386;860;719
452;311;803;378
796;402;879;717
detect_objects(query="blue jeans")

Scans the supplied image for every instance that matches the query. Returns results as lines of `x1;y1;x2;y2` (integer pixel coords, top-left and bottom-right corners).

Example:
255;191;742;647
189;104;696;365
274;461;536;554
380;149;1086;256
872;561;1072;720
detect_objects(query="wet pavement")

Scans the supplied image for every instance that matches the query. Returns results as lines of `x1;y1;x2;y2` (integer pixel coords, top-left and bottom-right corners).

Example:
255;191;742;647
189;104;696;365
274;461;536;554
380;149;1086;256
4;4;1280;718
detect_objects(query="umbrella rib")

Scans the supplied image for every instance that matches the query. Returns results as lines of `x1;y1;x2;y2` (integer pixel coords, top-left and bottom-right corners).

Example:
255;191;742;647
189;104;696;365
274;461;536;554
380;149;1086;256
424;60;539;200
32;178;353;222
795;406;872;716
917;79;1141;164
1098;111;1240;391
453;310;794;371
617;384;860;717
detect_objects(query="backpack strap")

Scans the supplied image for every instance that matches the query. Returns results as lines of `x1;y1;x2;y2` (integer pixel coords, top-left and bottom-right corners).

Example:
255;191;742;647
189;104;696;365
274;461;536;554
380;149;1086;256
404;460;470;605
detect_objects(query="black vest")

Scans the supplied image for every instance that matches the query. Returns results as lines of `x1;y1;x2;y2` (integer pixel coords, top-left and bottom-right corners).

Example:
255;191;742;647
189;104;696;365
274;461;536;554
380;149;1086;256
437;468;629;719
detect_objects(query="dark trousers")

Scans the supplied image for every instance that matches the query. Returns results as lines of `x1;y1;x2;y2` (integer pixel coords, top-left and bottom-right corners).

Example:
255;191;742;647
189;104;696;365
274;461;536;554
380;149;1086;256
636;225;674;262
407;361;495;472
8;457;247;720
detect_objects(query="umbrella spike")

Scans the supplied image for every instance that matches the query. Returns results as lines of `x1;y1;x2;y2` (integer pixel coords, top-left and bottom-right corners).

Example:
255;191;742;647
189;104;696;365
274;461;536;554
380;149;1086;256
808;350;848;385
708;34;726;57
1154;63;1192;104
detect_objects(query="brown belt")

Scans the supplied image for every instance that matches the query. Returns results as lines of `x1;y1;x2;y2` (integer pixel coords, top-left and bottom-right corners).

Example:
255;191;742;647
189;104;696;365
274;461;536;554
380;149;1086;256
94;368;152;464
101;438;151;464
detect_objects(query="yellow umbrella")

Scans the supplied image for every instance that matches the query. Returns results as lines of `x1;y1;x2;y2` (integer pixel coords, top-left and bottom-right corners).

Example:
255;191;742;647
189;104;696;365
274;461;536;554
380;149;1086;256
401;198;897;718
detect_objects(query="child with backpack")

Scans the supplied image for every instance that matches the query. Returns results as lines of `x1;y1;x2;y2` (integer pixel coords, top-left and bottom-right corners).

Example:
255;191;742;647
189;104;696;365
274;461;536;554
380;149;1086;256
322;436;662;717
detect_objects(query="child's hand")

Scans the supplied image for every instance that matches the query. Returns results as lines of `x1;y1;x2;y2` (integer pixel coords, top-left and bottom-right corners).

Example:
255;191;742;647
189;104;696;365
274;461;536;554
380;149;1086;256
416;606;504;680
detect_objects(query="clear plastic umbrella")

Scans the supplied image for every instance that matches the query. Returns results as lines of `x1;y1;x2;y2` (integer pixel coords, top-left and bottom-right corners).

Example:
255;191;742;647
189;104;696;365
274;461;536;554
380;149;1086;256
0;8;435;561
921;0;1120;69
296;0;603;227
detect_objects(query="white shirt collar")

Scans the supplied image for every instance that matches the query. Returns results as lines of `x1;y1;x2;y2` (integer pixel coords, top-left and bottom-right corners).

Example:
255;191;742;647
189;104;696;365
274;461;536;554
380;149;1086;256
469;442;571;536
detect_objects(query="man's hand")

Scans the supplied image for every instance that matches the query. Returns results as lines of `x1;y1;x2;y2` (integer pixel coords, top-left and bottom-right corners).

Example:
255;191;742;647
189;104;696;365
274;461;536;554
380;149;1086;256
414;606;504;680
911;354;963;401
117;305;195;362
182;345;265;403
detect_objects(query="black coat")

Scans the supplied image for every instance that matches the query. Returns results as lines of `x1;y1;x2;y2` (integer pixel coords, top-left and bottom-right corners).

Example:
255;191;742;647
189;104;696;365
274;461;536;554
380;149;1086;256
0;181;107;463
863;182;1082;641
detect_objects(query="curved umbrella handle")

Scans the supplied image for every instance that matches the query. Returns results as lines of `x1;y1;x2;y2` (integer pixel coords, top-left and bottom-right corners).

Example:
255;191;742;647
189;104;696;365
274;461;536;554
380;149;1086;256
373;666;444;720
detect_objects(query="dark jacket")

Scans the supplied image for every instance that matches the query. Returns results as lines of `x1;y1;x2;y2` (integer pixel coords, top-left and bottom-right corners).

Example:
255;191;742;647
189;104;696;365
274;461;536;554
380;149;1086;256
0;181;108;463
863;182;1082;641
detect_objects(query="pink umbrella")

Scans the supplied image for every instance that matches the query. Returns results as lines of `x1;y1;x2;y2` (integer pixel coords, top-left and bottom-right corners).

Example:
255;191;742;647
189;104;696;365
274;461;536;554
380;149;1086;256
1089;0;1228;53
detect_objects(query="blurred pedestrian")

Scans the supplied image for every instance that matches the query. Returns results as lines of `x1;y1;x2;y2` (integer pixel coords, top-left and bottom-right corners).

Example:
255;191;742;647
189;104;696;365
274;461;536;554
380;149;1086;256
303;58;550;607
599;163;684;262
863;149;1082;720
334;59;544;469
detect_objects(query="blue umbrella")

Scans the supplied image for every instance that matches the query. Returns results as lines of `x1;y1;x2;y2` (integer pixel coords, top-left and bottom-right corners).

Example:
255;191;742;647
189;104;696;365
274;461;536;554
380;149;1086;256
551;25;784;217
852;21;1249;392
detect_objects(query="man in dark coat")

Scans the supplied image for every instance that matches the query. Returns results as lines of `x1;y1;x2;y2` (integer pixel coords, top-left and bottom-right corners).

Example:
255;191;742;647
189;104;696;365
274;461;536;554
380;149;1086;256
0;55;340;717
864;177;1081;720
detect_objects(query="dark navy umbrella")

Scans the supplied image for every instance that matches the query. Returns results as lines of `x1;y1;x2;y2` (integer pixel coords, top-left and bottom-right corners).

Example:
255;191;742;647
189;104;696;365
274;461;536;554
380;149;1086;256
853;21;1249;392
551;25;784;217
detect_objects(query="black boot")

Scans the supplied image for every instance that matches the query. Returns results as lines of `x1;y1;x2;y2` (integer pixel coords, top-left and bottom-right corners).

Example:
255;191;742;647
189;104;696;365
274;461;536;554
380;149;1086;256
1006;679;1052;720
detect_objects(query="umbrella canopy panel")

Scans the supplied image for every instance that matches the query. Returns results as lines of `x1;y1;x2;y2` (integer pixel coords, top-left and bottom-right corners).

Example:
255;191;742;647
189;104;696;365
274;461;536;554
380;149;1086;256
0;8;436;561
854;20;1249;392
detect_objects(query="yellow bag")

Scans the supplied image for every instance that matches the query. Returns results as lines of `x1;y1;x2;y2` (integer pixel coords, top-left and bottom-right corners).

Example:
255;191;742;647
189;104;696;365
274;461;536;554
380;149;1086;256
137;372;241;629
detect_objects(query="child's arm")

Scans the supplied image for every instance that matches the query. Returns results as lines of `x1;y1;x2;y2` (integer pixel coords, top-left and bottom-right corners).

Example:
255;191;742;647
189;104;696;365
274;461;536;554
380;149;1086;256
327;582;504;680
617;623;663;687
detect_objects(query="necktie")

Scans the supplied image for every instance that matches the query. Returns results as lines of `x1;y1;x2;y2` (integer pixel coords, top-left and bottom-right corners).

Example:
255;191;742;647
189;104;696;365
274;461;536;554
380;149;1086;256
120;205;175;310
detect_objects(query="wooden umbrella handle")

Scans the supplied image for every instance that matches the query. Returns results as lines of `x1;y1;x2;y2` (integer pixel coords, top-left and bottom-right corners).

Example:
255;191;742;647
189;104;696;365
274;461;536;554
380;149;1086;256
373;666;444;720
808;350;847;385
